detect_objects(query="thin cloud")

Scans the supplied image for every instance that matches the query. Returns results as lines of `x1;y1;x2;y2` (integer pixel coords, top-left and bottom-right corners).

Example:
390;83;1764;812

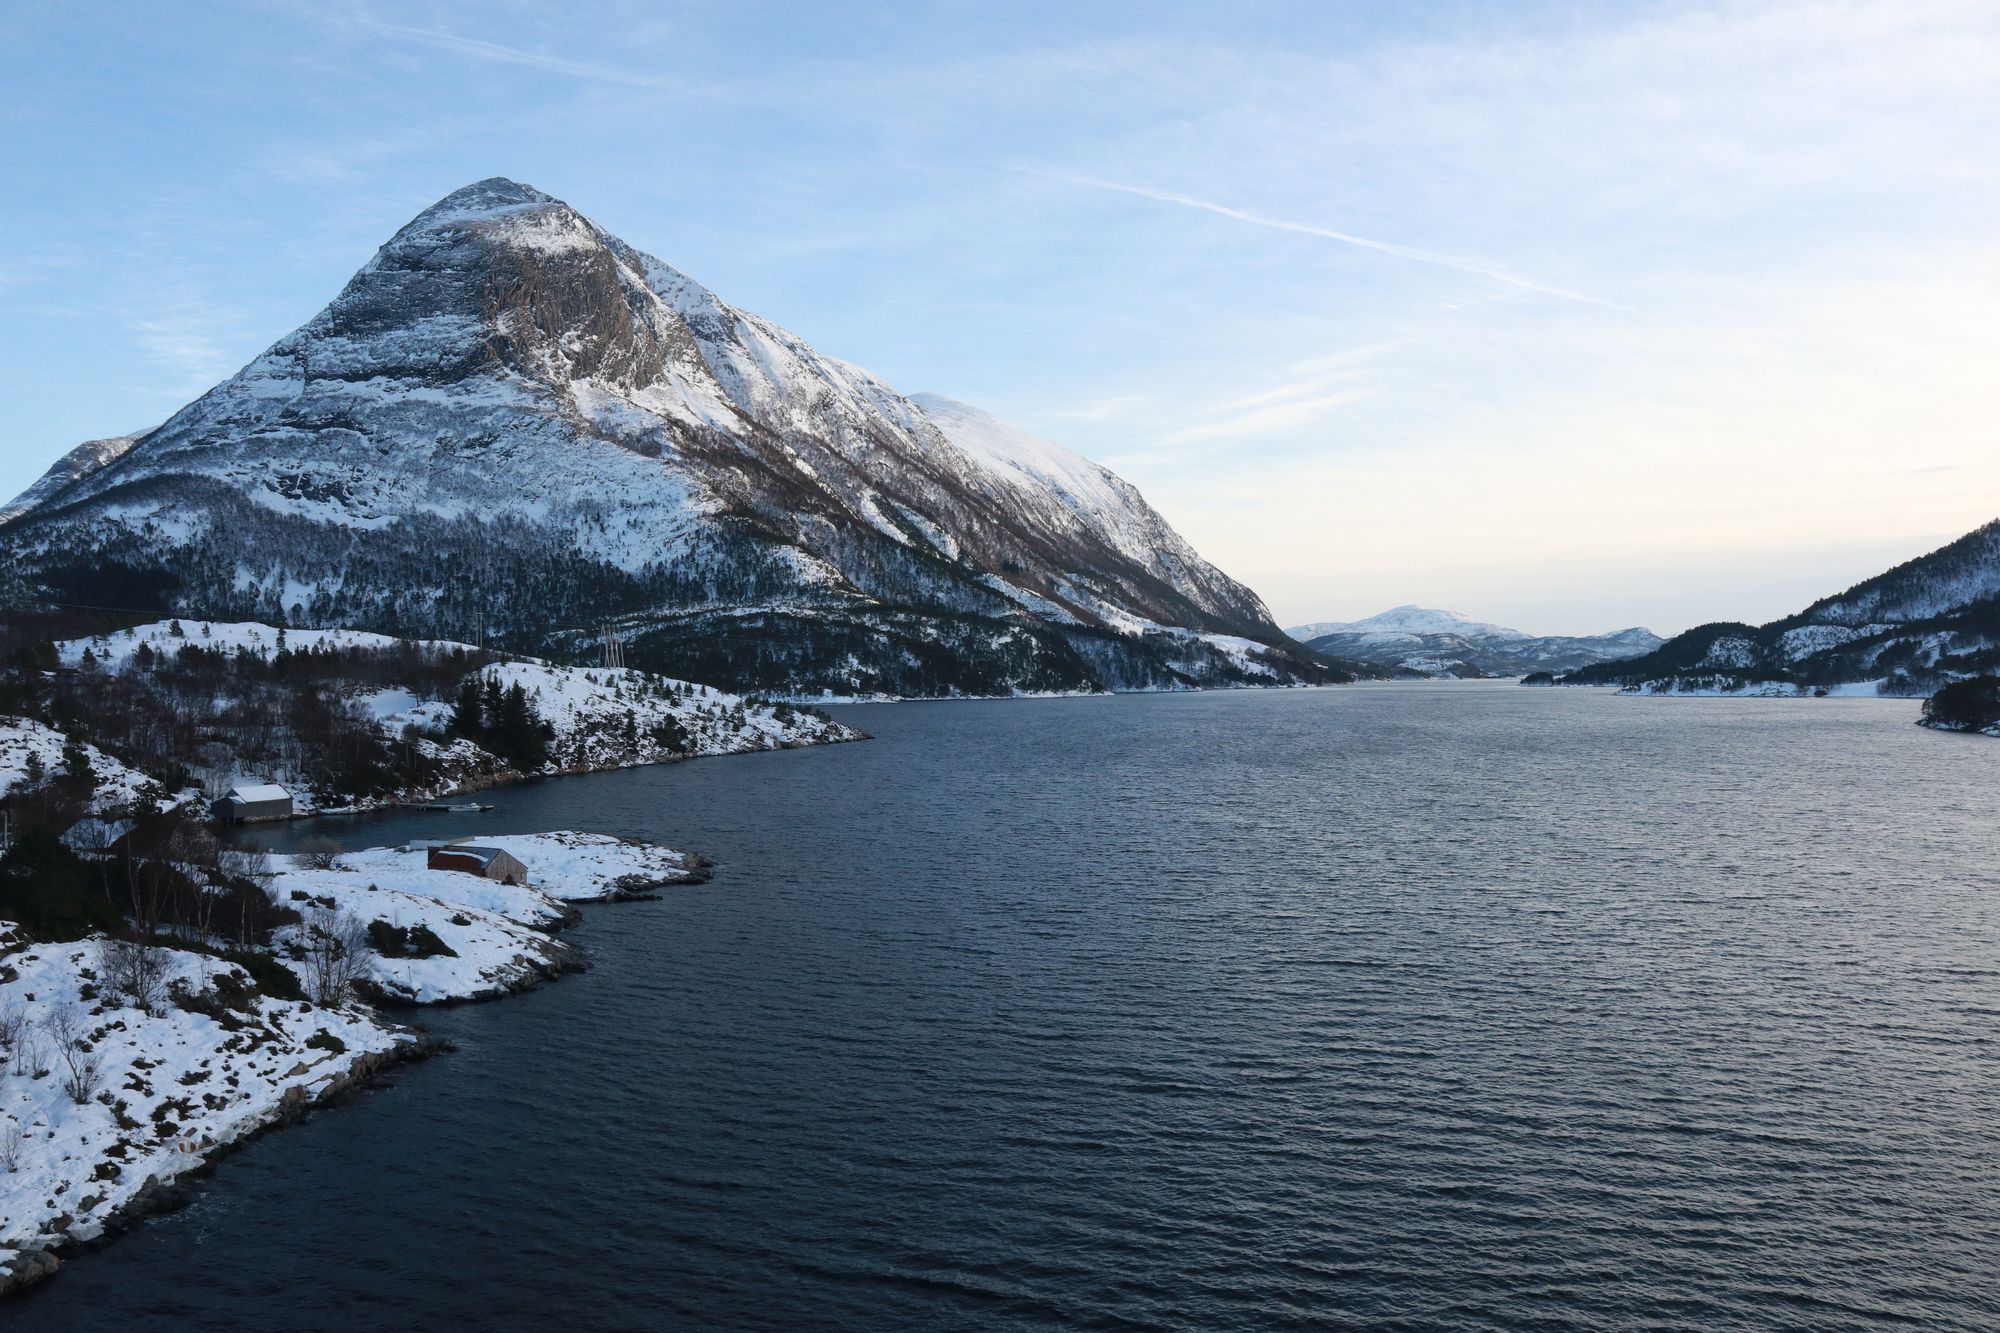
1165;389;1371;444
1044;393;1152;423
290;7;709;95
1036;171;1608;307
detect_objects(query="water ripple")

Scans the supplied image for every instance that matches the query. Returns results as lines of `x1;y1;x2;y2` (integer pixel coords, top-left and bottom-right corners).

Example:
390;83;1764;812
23;685;2000;1331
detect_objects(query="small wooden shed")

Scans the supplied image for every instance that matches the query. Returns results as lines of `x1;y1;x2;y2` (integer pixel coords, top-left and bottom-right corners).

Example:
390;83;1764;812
213;782;293;824
427;843;528;885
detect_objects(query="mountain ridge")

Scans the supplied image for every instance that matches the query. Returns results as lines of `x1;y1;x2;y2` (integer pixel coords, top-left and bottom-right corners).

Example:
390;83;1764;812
0;177;1330;697
1564;520;2000;693
1285;605;1661;678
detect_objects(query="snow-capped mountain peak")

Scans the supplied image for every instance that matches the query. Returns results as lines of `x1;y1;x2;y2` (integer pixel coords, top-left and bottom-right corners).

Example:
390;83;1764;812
0;178;1325;698
1286;605;1662;678
1287;605;1530;642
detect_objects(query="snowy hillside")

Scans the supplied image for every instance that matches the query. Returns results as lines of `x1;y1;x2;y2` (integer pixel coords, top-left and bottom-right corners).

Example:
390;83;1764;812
0;826;706;1285
0;718;179;813
0;927;411;1281
41;620;857;818
461;660;853;769
1565;519;2000;694
1287;606;1661;678
0;433;147;526
0;178;1324;697
55;620;472;671
1287;606;1531;642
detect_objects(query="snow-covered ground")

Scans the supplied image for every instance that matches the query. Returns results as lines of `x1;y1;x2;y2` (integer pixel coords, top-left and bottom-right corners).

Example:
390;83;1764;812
1623;677;1892;698
0;824;709;1287
266;860;574;1006
0;927;409;1283
47;621;860;819
264;831;705;1005
469;661;856;767
424;831;703;901
54;620;476;671
0;718;182;813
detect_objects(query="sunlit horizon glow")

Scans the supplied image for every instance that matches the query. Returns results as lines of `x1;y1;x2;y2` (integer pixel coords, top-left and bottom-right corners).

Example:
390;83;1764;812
3;1;1996;638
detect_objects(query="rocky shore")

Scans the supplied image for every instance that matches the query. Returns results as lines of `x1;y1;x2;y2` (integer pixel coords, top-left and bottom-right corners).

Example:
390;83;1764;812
0;829;703;1296
1;1033;447;1298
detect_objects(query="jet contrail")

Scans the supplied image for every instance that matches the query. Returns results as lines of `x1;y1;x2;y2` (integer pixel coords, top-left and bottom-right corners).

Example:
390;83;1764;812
1043;171;1606;307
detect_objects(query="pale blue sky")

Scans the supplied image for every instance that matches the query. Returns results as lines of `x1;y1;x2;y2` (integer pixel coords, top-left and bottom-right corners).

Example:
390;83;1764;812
4;1;1997;634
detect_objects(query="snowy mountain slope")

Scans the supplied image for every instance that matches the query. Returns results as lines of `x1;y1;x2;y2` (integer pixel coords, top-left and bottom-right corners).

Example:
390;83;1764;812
404;659;859;770
1286;606;1661;677
0;718;182;813
1287;605;1531;643
54;620;472;671
0;433;148;526
1793;520;2000;626
48;620;858;811
0;178;1324;697
1565;519;2000;692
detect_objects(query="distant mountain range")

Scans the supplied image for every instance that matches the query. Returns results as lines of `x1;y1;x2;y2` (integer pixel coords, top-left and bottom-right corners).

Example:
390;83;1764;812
1285;605;1662;678
0;178;1332;698
1564;520;2000;694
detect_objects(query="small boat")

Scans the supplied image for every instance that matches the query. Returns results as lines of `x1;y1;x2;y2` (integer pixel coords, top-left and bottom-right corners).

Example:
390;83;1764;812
445;802;494;813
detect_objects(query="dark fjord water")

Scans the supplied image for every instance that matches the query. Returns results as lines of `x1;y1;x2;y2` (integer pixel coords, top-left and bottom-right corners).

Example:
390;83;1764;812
25;684;2000;1331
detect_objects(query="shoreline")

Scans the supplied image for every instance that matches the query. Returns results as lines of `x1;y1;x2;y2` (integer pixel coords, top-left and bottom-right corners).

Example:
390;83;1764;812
0;830;714;1297
5;1031;449;1299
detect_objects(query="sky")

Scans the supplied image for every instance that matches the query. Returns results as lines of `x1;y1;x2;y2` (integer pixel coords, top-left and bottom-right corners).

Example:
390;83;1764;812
2;0;1997;637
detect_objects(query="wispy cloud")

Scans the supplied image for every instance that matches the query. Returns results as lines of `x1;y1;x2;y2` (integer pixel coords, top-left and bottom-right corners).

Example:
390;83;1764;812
261;128;445;186
1165;390;1370;444
1043;393;1152;423
130;307;243;398
1032;171;1608;307
287;6;710;95
0;249;85;290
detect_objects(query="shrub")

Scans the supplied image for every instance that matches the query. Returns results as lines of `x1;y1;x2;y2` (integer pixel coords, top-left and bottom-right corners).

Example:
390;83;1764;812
295;837;343;871
366;920;457;959
299;905;373;1006
98;938;171;1014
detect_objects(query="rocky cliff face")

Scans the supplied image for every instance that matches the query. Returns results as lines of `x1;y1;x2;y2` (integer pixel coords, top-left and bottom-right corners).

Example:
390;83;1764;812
0;179;1327;696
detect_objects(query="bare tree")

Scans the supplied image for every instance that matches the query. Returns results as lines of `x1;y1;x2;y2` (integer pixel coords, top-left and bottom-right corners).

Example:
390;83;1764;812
234;847;277;951
11;1022;46;1079
98;938;170;1015
0;1003;23;1063
296;837;343;872
47;1002;102;1105
0;1117;21;1172
160;816;222;942
236;846;275;890
300;905;373;1006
